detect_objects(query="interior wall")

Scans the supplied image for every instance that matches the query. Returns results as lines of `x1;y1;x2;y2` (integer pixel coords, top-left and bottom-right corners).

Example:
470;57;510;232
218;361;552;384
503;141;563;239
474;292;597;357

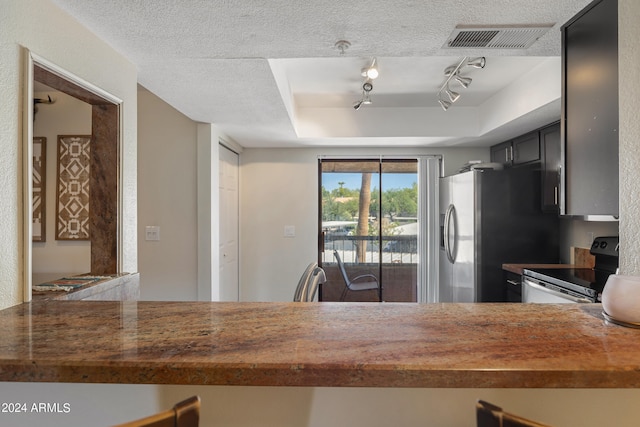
32;90;92;278
137;87;198;300
239;147;490;302
618;0;640;274
0;0;138;308
558;218;619;264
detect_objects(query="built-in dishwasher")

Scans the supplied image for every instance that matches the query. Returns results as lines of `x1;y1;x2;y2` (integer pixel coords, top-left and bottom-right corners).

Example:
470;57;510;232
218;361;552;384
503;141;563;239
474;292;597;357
522;236;619;303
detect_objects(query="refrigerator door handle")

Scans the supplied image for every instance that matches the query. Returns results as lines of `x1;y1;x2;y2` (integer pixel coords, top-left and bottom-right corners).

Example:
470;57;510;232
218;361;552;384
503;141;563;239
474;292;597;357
444;204;456;263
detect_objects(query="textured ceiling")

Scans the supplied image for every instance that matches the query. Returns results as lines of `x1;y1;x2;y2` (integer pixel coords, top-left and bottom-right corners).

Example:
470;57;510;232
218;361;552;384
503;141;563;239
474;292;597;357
50;0;593;148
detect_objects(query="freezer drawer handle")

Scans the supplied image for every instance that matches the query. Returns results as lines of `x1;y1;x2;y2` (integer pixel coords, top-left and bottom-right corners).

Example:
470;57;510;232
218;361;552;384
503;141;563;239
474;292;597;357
444;204;456;263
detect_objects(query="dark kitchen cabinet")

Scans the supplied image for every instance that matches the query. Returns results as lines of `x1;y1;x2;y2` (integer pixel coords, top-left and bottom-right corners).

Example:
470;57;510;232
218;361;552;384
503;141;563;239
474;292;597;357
490;132;539;167
540;122;561;212
504;271;522;302
490;141;513;166
561;0;618;216
512;131;540;165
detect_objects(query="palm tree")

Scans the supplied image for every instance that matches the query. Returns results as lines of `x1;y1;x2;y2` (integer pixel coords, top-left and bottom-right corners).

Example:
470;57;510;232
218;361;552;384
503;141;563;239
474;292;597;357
356;173;372;263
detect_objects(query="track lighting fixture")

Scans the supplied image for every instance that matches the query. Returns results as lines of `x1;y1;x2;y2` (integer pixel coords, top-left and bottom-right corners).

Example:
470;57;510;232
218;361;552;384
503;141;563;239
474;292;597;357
437;57;485;111
354;79;374;110
354;58;377;110
362;58;379;80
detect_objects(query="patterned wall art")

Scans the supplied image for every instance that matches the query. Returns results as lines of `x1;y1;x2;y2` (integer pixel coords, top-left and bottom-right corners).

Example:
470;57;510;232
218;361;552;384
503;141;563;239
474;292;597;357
56;135;91;240
32;137;46;242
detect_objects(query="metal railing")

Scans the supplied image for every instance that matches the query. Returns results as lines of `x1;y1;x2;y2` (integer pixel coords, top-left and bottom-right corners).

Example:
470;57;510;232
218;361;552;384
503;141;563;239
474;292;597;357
323;234;418;264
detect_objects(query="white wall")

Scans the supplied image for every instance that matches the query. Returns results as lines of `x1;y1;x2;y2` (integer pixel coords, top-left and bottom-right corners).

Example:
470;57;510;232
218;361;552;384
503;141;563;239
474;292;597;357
0;0;138;309
239;147;489;302
137;87;198;300
618;0;640;274
32;90;92;277
559;218;619;263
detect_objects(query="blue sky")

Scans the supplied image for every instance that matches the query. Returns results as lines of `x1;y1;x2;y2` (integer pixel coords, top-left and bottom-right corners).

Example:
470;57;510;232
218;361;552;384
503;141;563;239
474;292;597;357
322;172;416;191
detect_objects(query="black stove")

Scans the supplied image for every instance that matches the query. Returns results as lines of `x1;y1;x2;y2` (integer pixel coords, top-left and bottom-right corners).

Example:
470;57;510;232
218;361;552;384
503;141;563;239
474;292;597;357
523;236;619;302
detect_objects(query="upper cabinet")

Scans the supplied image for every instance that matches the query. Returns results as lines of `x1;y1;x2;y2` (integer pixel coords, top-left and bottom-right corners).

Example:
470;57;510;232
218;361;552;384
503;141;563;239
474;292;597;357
490;131;540;167
490;141;513;166
540;122;561;213
489;123;561;213
512;131;541;165
561;0;618;217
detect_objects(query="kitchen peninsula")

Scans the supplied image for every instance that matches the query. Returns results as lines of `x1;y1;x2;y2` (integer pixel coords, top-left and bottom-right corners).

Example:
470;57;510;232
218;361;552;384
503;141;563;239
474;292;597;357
1;301;639;388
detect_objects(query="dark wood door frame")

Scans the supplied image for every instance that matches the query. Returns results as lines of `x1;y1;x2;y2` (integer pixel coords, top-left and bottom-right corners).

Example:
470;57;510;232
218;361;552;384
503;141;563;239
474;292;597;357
34;65;120;274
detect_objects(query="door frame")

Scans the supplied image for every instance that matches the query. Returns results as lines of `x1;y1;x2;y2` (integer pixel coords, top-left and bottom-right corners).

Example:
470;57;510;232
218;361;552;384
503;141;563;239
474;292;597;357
317;155;441;302
22;50;123;301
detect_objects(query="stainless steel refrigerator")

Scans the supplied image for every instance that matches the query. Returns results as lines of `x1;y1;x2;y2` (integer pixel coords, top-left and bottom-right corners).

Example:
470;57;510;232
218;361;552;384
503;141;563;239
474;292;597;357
438;166;559;302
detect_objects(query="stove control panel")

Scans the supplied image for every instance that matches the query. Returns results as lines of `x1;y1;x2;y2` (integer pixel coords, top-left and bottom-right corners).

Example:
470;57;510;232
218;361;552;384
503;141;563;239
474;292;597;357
590;236;619;258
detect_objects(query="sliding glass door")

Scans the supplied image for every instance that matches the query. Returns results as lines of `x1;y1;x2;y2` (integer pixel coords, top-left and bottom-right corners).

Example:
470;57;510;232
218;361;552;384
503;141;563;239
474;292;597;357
319;158;420;302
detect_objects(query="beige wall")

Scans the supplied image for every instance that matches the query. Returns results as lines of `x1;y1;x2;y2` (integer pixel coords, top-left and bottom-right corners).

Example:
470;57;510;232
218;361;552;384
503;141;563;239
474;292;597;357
32;90;92;277
0;0;138;309
137;88;198;300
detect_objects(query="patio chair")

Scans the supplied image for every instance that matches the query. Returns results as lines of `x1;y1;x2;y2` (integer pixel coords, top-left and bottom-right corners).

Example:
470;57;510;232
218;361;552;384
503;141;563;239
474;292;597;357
333;250;380;301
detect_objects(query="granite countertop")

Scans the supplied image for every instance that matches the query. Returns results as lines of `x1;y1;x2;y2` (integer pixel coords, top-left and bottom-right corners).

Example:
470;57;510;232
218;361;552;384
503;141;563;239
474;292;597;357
502;247;596;275
1;301;639;388
31;273;140;301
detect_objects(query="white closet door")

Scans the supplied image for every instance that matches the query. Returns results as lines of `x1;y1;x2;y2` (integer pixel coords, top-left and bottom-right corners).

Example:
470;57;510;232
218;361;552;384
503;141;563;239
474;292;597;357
219;145;239;301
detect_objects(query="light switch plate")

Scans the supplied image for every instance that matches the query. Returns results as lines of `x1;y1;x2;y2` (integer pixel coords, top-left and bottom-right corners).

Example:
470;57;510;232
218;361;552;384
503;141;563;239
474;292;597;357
145;226;160;241
284;225;295;237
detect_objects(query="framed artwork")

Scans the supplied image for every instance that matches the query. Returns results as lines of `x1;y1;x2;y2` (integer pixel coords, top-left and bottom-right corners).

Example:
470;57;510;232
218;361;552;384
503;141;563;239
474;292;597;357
56;135;91;240
32;137;46;242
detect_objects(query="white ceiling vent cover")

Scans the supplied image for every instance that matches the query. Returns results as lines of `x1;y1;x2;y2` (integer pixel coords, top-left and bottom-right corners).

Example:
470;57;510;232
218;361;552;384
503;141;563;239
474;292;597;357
444;24;554;49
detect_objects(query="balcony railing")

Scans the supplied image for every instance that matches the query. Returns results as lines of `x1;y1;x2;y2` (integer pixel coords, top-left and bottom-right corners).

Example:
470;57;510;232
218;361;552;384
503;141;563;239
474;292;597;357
322;234;418;265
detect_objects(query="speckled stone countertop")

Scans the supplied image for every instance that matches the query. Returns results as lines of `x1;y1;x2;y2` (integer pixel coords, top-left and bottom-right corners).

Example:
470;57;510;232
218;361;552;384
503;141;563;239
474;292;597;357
1;301;639;388
31;273;139;301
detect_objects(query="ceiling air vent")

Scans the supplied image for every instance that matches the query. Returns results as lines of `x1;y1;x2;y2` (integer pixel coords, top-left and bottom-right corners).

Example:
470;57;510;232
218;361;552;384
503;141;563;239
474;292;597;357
444;24;554;49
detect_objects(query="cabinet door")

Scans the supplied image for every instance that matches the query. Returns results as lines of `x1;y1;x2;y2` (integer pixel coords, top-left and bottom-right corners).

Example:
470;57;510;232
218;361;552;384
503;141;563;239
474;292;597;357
490;141;512;166
541;123;561;212
504;271;522;303
562;0;618;216
512;131;540;165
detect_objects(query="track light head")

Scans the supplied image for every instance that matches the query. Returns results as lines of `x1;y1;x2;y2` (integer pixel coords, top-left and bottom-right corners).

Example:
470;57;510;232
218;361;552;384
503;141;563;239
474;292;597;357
455;75;472;88
362;58;379;79
438;98;451;111
466;57;486;69
445;87;460;103
353;100;363;110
